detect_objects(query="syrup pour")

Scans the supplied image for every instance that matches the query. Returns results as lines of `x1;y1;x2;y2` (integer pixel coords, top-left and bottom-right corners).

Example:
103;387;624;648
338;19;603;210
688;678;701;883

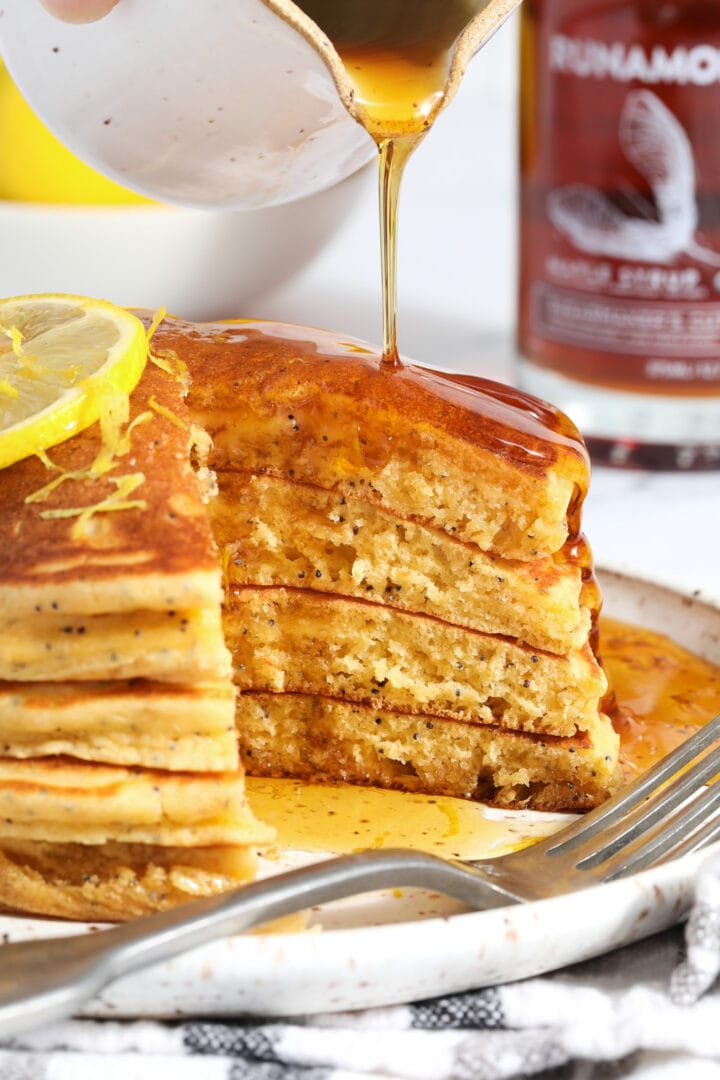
297;0;492;365
376;135;422;366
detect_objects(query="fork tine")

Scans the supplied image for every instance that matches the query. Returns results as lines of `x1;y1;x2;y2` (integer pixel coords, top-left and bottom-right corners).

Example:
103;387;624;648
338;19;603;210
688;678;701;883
543;712;720;856
571;741;720;869
600;781;720;881
654;803;720;865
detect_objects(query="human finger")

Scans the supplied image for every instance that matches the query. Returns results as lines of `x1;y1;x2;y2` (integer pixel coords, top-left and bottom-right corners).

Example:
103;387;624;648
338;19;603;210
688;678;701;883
39;0;120;23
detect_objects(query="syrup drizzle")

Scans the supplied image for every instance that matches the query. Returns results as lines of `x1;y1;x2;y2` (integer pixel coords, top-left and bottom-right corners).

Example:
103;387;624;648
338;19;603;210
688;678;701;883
377;135;423;366
296;0;489;364
173;318;589;478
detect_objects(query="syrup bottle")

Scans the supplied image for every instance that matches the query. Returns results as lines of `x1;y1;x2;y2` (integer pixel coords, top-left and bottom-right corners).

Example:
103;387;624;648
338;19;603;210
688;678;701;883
518;0;720;469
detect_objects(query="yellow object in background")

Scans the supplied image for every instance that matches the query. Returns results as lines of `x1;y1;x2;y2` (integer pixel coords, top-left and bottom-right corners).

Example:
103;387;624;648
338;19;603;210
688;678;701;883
0;59;152;204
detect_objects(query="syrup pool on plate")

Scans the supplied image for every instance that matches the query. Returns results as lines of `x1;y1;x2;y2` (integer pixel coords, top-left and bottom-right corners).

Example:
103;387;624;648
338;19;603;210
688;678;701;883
603;616;720;778
246;778;564;860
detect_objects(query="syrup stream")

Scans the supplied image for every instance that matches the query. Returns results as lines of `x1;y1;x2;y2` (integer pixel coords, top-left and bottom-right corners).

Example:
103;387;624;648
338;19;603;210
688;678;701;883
377;134;424;366
295;1;489;363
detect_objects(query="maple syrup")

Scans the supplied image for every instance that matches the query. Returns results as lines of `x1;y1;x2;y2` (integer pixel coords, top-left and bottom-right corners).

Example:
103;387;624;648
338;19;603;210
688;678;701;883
602;616;720;779
246;777;554;860
518;0;720;470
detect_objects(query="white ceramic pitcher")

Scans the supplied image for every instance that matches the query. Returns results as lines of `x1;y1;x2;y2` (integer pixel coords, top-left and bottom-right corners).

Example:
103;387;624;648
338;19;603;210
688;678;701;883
0;0;518;210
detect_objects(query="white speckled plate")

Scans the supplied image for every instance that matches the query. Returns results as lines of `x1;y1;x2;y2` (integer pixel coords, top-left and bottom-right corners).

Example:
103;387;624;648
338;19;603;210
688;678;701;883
1;568;718;1019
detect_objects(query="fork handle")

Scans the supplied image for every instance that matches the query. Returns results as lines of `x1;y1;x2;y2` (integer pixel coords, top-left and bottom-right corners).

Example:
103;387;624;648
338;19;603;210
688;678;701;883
112;848;515;965
0;849;516;1038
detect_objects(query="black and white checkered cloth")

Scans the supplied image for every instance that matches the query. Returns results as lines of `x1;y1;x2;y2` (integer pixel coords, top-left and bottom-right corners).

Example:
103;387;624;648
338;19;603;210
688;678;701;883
4;854;720;1080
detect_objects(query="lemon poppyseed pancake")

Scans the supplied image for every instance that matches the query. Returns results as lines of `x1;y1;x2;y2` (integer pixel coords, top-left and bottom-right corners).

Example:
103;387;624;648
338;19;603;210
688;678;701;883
0;346;271;919
0;360;235;757
0;360;228;677
0;312;618;920
157;316;618;812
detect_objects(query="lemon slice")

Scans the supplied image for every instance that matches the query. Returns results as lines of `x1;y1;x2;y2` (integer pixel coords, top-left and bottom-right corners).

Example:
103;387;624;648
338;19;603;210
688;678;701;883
0;294;147;470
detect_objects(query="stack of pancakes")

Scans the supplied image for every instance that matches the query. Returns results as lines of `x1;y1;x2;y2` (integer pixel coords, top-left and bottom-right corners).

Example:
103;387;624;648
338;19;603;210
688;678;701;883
156;317;619;813
0;315;619;919
0;358;271;920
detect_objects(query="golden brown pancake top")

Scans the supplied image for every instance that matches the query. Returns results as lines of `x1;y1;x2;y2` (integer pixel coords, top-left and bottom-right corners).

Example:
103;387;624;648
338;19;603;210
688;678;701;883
153;317;589;484
0;362;218;595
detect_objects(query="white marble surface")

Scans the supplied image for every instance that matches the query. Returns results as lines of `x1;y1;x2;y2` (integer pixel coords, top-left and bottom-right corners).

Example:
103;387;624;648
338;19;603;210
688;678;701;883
244;13;720;605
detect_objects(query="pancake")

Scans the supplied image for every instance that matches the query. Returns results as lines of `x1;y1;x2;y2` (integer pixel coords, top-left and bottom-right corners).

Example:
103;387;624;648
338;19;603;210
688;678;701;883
226;586;607;739
167;319;587;560
0;357;231;683
0;350;235;756
212;471;591;654
0;757;272;846
0;604;229;682
0;841;258;921
236;693;619;812
0;679;236;770
149;316;619;811
0;753;270;915
0;313;618;921
0;338;270;920
0;361;222;620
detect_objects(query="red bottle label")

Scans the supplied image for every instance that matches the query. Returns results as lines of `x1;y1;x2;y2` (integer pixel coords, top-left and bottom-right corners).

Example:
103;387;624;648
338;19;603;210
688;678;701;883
519;1;720;394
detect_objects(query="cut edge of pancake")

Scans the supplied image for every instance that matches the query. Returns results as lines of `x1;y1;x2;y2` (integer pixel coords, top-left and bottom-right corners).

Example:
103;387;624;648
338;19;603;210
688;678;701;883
226;585;608;739
211;470;592;655
236;692;620;812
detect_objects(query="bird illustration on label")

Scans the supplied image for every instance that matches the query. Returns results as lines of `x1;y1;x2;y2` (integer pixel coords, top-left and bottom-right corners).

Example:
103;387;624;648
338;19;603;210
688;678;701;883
547;89;720;267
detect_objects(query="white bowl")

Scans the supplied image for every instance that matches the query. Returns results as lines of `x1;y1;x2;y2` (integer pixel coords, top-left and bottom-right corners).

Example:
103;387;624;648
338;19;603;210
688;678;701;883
0;0;375;209
0;164;371;318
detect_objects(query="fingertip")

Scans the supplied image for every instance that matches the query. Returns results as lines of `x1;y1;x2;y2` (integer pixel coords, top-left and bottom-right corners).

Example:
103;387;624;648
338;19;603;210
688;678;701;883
39;0;120;23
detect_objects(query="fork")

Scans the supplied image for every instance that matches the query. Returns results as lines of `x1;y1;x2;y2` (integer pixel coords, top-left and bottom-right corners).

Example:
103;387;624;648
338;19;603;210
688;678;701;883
1;713;720;1039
